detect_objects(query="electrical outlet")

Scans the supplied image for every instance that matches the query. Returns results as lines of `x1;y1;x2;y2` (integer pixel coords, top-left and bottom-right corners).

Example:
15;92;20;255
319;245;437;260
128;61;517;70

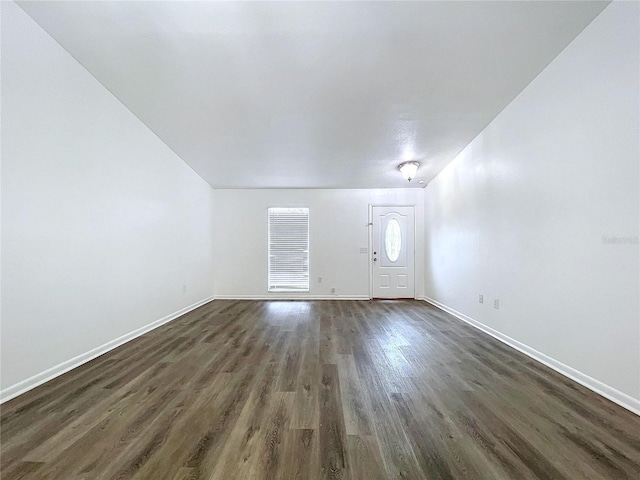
183;284;187;293
479;294;484;304
494;299;499;309
331;287;336;294
318;277;323;284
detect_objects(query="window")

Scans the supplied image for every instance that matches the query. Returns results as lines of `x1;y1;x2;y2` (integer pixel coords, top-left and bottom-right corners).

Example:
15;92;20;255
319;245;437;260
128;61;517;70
384;218;402;262
268;207;309;292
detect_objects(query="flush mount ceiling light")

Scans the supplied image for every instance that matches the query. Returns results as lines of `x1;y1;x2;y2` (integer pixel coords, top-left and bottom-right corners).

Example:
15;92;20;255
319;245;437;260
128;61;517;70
398;161;420;182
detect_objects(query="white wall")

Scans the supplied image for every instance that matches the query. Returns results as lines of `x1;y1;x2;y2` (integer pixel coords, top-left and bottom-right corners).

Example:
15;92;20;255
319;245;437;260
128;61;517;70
423;1;639;411
1;2;215;399
214;189;424;299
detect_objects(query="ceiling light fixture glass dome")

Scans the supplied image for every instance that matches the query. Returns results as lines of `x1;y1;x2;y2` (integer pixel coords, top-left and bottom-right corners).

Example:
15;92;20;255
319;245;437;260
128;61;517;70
398;161;420;182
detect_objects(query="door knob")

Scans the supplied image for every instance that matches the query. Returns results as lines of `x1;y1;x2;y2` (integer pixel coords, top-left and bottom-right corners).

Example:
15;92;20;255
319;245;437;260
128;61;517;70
373;258;377;262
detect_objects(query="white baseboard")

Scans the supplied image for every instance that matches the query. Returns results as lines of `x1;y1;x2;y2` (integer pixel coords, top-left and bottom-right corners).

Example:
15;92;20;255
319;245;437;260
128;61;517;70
214;294;370;301
419;296;640;416
0;296;215;404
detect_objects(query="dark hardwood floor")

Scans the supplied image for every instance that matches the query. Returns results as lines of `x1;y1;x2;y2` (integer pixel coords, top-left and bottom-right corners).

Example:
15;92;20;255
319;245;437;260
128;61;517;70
1;300;639;479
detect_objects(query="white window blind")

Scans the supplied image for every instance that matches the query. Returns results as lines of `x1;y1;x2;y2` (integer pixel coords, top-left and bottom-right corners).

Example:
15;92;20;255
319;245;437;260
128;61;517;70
268;207;309;292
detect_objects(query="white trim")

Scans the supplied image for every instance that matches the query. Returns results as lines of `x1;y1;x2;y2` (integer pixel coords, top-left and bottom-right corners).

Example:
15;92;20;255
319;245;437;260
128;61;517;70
214;294;370;301
419;296;640;416
0;296;215;404
368;203;374;299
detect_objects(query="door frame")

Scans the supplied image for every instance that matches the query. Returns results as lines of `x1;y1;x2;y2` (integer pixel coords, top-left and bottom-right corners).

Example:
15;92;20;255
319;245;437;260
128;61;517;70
368;204;417;300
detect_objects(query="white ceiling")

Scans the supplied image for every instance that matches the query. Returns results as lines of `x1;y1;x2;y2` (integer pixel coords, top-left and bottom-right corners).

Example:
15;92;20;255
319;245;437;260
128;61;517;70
18;1;609;189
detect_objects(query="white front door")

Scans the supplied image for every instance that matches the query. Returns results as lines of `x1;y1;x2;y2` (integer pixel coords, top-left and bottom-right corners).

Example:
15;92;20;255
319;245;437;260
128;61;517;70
372;206;415;299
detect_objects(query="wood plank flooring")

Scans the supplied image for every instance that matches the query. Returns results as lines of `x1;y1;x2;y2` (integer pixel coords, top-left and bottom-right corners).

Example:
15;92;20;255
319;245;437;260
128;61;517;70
1;300;639;479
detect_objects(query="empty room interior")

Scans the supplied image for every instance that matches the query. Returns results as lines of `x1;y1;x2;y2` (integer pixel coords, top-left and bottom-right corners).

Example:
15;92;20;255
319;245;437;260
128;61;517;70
1;1;639;479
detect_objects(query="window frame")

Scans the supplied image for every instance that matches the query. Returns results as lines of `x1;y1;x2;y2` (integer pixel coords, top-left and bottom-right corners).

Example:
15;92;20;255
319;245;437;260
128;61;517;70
267;206;310;293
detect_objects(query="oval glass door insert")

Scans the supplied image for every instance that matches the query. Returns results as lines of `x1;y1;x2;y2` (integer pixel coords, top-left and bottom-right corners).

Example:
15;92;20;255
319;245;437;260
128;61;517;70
384;219;402;262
